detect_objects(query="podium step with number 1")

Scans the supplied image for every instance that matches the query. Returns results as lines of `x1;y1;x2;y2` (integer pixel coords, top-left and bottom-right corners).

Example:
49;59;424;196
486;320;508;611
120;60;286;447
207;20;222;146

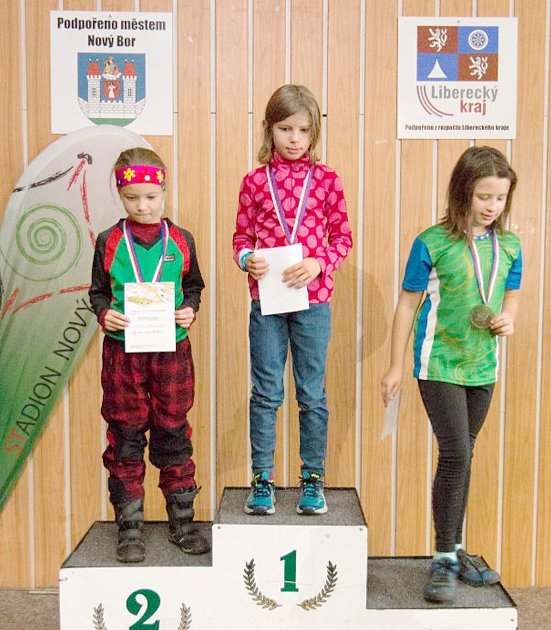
59;487;516;629
59;487;366;628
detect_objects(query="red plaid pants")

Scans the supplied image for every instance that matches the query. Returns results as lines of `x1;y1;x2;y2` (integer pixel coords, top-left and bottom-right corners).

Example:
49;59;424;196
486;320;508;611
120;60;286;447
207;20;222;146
101;335;196;505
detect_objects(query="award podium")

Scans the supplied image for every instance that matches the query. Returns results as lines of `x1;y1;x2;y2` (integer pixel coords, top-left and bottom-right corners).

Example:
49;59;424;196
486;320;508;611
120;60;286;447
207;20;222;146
60;487;517;629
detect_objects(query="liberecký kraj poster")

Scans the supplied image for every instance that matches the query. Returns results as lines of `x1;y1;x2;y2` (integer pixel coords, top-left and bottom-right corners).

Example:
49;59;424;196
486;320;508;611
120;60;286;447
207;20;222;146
397;17;517;139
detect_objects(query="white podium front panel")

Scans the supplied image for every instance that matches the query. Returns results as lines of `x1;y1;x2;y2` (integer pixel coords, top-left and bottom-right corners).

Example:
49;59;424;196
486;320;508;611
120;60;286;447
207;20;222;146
59;489;517;629
212;522;368;628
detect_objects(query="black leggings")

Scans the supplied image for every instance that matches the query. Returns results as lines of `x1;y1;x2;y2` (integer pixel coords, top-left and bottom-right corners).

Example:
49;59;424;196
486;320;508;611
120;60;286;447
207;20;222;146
417;380;495;552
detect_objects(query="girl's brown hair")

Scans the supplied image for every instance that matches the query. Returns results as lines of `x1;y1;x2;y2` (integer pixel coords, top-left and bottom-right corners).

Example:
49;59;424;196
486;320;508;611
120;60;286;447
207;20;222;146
114;147;168;190
258;84;321;164
442;145;517;237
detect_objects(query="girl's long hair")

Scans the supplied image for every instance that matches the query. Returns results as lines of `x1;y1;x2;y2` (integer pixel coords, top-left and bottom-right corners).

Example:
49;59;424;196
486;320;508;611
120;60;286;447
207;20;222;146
442;145;517;238
258;84;321;164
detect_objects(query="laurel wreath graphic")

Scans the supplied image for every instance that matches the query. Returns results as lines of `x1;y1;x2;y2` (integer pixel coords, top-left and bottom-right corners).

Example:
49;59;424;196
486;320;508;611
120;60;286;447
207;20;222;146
298;561;338;610
93;603;107;630
178;602;193;629
243;559;282;610
92;600;193;628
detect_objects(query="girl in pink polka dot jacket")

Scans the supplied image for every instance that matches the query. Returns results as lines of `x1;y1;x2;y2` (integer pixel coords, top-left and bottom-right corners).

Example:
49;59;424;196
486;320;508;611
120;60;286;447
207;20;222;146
232;84;353;517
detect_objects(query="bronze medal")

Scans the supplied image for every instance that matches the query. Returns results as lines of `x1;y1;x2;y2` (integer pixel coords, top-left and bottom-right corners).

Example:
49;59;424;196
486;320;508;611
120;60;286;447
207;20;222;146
470;304;494;329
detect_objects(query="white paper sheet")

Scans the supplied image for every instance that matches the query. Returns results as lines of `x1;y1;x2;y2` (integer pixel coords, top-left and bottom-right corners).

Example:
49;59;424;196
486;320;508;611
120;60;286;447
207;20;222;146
124;281;176;353
256;244;309;316
381;391;402;438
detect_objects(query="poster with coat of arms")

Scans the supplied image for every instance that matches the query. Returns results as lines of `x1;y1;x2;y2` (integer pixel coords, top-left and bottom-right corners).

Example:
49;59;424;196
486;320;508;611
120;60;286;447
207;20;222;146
397;17;517;139
51;11;173;135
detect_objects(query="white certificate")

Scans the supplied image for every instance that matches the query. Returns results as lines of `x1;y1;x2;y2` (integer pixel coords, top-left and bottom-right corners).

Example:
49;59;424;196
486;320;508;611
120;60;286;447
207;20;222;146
256;243;309;316
124;282;176;353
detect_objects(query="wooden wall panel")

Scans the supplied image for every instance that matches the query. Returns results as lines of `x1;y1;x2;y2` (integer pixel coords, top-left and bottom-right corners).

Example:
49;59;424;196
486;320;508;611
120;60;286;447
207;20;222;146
103;0;134;9
395;0;435;557
0;0;29;589
325;0;360;487
0;0;24;216
501;0;546;586
1;0;551;589
0;473;30;587
537;12;551;584
361;0;397;556
177;0;212;521
395;136;433;556
290;0;323;105
215;0;250;494
253;0;286;138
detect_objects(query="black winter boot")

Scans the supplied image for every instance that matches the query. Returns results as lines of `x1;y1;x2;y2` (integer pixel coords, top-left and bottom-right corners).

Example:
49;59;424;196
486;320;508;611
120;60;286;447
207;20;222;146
115;498;145;563
166;486;210;555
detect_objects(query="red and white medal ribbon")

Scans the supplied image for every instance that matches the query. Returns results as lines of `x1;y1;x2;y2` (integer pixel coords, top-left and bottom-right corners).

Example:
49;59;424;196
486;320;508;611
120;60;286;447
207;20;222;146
265;165;314;245
468;228;499;305
123;219;169;283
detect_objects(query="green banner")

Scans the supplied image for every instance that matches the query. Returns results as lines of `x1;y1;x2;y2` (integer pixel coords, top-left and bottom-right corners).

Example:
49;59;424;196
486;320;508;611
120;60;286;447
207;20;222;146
0;126;150;512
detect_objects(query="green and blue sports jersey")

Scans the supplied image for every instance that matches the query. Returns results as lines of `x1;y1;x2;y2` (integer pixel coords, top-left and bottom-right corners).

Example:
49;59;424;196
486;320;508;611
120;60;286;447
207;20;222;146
403;224;522;386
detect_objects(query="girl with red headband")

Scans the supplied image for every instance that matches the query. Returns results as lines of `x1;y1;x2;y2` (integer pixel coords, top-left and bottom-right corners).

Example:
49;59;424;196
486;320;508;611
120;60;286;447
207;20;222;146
89;147;208;562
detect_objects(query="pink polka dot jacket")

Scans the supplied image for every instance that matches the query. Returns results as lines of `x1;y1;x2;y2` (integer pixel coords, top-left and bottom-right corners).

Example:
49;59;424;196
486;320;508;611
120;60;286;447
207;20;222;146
232;151;353;303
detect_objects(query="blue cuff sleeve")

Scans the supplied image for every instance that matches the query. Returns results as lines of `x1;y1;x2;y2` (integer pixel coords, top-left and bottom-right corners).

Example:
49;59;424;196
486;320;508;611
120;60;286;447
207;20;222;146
239;250;253;271
402;237;432;291
505;248;522;290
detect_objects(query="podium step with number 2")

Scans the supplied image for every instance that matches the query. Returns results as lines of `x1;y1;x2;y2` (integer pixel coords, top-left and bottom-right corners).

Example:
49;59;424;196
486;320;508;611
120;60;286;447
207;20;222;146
59;486;516;629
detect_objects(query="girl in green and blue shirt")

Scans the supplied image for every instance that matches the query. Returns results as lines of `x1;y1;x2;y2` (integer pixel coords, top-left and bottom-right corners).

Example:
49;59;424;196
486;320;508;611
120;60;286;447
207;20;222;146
381;146;522;603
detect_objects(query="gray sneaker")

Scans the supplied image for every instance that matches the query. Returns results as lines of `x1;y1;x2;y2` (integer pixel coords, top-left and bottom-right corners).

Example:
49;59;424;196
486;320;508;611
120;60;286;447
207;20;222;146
423;558;459;602
457;550;500;586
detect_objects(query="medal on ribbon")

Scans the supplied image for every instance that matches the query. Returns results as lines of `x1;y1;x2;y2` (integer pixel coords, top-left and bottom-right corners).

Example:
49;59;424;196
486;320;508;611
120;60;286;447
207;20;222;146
122;220;176;354
265;165;314;245
468;229;499;329
123;219;169;282
470;304;495;329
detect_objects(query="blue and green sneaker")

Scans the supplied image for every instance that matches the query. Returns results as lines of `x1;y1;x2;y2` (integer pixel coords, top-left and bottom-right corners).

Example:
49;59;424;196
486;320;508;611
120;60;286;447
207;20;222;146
296;471;327;514
244;471;275;515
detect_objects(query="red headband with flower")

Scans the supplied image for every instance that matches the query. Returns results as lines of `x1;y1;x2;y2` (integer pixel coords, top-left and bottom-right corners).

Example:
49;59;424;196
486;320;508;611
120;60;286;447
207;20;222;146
115;165;167;189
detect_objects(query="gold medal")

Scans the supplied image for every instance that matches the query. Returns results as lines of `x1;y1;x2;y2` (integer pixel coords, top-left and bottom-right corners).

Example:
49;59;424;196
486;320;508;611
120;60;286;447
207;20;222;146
470;304;494;329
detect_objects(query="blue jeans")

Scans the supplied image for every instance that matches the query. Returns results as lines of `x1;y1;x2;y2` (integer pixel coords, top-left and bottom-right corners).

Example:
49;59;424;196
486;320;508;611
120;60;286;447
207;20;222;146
249;300;331;476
